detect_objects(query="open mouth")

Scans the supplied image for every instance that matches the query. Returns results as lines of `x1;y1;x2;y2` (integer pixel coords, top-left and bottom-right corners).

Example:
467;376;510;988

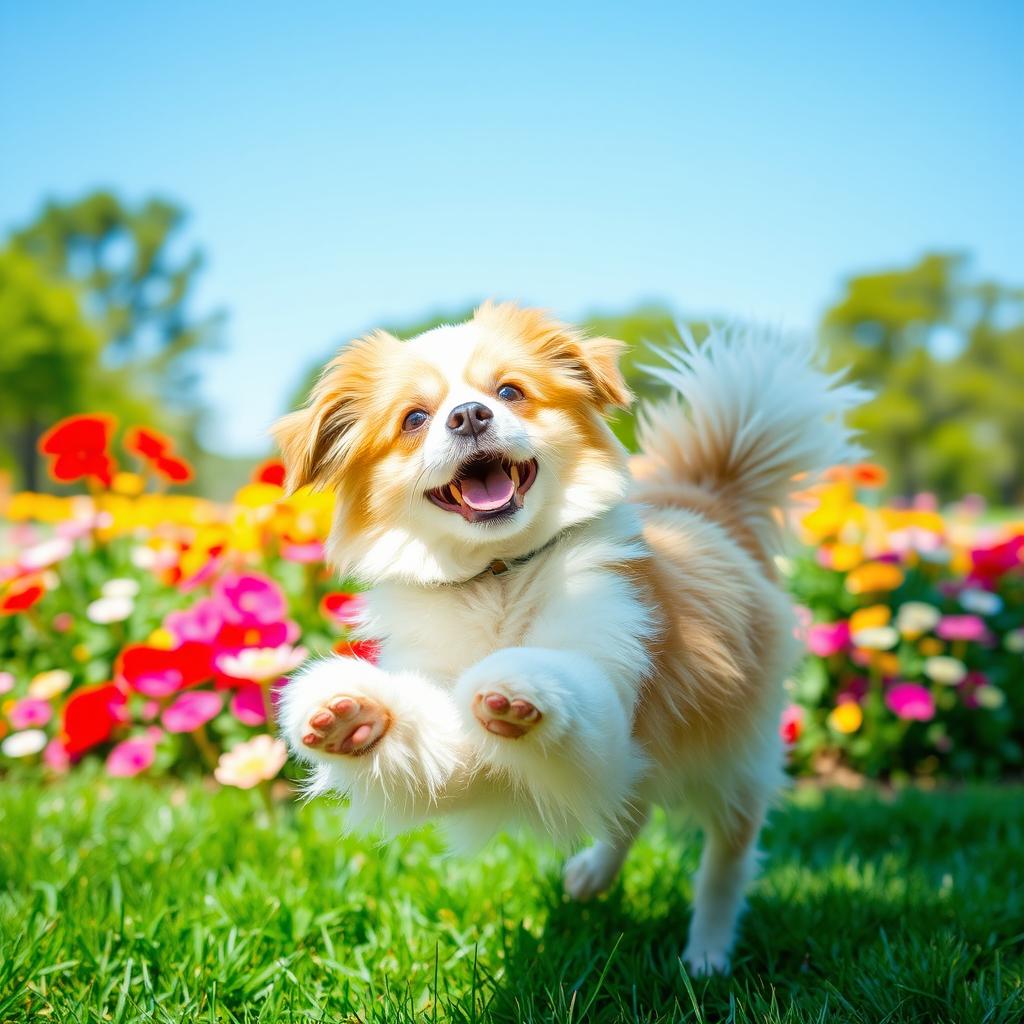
427;455;538;522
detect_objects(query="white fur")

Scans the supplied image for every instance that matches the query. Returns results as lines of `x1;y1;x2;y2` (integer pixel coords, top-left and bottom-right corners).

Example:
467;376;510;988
279;318;862;972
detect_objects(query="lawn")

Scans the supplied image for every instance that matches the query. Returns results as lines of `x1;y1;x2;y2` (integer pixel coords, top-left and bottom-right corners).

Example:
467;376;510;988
1;776;1022;1024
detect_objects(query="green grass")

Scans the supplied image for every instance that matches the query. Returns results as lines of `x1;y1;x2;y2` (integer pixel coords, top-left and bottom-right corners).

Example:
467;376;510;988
1;776;1022;1023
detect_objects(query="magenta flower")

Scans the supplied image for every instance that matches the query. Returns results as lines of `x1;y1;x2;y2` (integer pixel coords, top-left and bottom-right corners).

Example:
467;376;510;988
166;597;224;645
161;690;223;733
215;573;287;626
230;684;268;726
806;621;850;658
935;615;991;644
106;737;156;777
885;683;936;721
9;698;53;729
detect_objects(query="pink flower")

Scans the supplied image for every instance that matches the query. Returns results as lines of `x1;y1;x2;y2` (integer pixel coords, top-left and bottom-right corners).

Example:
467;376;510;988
230;684;268;726
806;621;850;658
161;690;223;733
885;683;935;722
165;597;224;646
280;540;325;563
52;612;74;633
780;704;804;745
9;698;53;729
935;615;991;644
215;573;287;626
216;645;308;683
106;737;156;777
43;738;71;774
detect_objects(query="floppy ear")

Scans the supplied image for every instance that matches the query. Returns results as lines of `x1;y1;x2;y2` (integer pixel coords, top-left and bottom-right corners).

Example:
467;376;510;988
270;336;382;493
574;335;633;411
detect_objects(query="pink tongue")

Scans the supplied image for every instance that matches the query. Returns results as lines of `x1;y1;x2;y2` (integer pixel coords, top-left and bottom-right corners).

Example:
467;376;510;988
460;465;516;511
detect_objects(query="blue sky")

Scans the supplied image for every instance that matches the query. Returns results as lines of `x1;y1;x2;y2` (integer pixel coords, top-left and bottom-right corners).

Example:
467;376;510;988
3;1;1022;455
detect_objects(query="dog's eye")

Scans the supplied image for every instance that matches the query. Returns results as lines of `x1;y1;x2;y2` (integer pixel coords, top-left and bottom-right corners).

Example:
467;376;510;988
497;384;524;402
402;409;429;432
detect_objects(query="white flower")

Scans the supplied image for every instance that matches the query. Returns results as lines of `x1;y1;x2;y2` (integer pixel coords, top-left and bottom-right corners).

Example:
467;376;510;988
1005;629;1024;654
852;626;899;651
959;589;1003;616
216;645;308;682
2;729;48;758
28;669;72;699
86;596;134;624
101;578;141;599
215;735;288;789
896;602;941;637
923;656;967;686
975;685;1005;710
19;537;74;571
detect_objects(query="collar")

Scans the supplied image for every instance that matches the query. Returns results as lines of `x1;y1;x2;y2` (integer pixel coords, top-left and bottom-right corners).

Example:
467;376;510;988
447;528;570;586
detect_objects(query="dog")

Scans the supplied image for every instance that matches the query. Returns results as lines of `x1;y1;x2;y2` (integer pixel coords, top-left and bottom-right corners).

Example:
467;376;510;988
273;302;862;974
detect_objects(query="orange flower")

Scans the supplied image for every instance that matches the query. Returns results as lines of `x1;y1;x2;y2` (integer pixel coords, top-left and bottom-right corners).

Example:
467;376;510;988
850;605;891;634
851;463;888;489
845;562;905;595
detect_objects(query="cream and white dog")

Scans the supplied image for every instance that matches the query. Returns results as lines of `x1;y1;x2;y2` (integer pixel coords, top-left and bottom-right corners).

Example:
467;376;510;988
273;302;862;973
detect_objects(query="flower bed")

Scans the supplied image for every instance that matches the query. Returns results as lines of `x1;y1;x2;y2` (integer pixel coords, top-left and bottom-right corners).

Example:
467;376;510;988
785;468;1024;779
1;417;1022;784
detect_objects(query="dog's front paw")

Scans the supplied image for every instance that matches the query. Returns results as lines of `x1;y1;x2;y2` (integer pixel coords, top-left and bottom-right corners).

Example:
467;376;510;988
301;695;391;757
470;689;542;739
681;943;731;977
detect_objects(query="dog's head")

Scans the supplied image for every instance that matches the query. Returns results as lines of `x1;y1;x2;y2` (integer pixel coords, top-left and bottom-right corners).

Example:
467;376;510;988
272;302;632;584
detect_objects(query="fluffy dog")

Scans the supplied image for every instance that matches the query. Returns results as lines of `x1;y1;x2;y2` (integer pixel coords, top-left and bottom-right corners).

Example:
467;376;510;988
273;302;862;973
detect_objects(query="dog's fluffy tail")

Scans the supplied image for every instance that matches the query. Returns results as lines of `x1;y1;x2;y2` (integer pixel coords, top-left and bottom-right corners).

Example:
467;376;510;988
636;324;867;556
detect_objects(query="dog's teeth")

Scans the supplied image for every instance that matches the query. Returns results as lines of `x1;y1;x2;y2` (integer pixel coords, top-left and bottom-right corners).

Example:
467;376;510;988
450;481;463;505
510;464;520;489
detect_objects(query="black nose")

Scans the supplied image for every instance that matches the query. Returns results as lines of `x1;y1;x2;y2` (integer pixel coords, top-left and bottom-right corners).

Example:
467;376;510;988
446;401;493;438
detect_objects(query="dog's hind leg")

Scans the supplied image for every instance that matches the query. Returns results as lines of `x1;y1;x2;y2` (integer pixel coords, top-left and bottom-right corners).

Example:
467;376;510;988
562;802;650;901
682;799;766;976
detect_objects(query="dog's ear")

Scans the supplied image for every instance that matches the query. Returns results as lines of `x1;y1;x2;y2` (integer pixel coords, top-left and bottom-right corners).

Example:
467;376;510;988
474;301;633;412
573;335;633;411
270;333;392;493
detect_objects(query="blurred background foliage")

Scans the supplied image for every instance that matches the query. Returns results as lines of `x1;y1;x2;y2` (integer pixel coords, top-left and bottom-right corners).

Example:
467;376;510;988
2;189;1023;504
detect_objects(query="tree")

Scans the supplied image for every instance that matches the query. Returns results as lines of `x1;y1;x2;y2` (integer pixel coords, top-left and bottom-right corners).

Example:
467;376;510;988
0;248;152;489
822;253;1024;502
12;191;222;431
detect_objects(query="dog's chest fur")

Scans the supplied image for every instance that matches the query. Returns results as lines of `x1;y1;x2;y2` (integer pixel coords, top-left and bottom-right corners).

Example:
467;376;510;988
368;561;554;682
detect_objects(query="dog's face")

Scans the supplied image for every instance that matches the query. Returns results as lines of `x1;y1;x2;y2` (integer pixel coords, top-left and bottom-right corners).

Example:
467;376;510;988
273;302;632;583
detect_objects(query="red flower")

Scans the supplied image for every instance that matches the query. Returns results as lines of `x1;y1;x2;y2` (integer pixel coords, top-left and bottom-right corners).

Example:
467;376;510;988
970;535;1024;587
333;639;381;663
1;581;44;615
253;459;286;486
125;426;172;459
154;454;194;483
38;414;117;488
116;641;214;697
62;682;127;756
320;591;367;627
124;425;194;484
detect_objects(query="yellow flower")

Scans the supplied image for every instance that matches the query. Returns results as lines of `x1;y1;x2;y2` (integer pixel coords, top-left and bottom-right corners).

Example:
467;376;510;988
845;562;905;595
919;637;945;657
828;702;863;734
830;543;864;572
112;471;146;496
850;605;891;634
148;628;176;650
71;644;90;663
